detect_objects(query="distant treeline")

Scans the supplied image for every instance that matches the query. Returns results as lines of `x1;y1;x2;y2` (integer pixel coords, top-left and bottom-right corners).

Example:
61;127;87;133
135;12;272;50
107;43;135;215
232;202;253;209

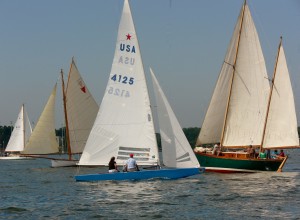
0;126;68;150
1;126;299;150
0;126;201;150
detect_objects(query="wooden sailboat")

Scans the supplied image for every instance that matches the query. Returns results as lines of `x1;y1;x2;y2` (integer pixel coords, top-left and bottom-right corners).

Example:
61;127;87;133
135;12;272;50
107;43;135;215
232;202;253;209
194;1;299;173
75;0;202;181
0;104;32;160
51;58;99;167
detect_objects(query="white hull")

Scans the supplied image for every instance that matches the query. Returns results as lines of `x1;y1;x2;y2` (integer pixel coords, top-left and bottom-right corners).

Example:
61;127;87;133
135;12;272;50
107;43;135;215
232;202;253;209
51;159;78;168
0;156;34;160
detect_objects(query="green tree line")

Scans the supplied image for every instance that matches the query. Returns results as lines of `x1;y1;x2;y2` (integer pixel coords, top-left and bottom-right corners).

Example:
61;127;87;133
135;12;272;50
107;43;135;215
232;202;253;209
1;125;300;151
0;126;66;151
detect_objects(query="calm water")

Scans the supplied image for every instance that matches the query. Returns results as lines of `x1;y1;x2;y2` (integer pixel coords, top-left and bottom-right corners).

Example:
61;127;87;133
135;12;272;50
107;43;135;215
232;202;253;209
0;150;299;219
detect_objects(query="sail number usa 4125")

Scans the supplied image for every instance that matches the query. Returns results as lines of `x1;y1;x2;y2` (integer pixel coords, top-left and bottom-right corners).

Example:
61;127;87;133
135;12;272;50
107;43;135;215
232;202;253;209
111;74;134;85
108;74;135;98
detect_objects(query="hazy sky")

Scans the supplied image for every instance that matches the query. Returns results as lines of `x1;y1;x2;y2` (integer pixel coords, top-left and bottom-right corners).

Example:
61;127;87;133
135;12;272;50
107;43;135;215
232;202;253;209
0;0;299;129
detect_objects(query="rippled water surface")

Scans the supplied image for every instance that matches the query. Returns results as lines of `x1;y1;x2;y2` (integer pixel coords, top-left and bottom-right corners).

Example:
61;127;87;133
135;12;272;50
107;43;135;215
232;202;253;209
1;150;299;219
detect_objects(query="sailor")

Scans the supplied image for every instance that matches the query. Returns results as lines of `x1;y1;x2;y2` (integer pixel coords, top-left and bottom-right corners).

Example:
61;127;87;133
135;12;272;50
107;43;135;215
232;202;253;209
212;143;221;156
258;150;267;159
278;150;285;158
108;156;119;173
247;145;255;158
124;153;139;172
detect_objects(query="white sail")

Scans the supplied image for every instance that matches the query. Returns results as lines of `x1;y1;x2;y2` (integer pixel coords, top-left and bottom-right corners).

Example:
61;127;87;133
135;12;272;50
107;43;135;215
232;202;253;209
150;68;199;168
65;58;99;154
79;0;158;166
224;4;270;147
196;7;240;145
24;108;32;145
198;3;270;147
22;84;59;154
263;43;299;149
5;104;32;152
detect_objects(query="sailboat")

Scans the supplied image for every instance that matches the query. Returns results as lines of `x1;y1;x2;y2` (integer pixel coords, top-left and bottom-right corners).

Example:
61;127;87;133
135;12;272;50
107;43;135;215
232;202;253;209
51;58;99;167
75;0;202;181
0;104;32;160
194;1;299;173
21;84;60;156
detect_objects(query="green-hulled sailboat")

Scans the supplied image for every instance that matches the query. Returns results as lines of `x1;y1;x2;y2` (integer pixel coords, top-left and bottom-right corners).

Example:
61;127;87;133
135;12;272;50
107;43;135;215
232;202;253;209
194;1;299;173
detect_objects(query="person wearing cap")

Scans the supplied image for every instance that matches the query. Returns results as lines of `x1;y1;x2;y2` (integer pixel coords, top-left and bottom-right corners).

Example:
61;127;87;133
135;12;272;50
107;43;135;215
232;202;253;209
124;153;139;172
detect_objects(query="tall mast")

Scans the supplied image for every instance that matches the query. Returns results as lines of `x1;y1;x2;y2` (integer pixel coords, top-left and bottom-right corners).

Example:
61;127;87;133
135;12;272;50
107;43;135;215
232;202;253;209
220;0;247;146
61;69;72;160
259;37;283;152
127;0;159;163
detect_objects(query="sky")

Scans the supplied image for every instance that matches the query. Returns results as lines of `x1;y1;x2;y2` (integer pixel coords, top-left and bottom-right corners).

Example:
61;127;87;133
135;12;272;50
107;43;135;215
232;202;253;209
0;0;299;129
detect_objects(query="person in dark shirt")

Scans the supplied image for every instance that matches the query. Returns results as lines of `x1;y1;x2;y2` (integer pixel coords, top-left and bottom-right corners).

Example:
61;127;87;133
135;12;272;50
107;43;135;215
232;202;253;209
108;156;119;173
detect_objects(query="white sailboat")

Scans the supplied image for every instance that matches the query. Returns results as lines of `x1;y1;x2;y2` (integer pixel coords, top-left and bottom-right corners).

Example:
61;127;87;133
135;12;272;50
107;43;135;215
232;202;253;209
0;104;32;160
51;58;99;167
76;0;201;181
194;0;299;172
78;0;159;167
21;84;60;155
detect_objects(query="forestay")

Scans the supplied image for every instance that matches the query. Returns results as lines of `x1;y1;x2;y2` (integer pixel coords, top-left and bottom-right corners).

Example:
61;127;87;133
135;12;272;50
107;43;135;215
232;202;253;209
150;68;199;168
79;0;158;166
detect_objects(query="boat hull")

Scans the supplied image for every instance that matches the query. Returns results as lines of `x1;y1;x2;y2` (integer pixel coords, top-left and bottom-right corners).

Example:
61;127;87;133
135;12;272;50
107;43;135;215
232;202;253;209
75;167;203;182
0;156;34;160
51;159;78;168
195;152;283;173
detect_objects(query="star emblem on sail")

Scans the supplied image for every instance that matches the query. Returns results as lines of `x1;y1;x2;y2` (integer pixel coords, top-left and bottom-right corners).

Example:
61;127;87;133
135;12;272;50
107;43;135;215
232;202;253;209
126;33;132;40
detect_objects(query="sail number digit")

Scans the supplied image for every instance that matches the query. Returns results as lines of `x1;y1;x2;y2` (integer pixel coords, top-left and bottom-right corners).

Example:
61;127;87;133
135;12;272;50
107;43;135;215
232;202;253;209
108;74;134;98
108;87;130;98
111;74;134;85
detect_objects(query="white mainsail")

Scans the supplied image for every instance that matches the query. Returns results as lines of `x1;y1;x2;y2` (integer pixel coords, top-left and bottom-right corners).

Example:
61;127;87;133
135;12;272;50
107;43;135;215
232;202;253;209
150;68;200;168
197;2;270;147
65;58;99;154
79;0;158;166
22;84;59;154
5;104;32;152
262;41;299;149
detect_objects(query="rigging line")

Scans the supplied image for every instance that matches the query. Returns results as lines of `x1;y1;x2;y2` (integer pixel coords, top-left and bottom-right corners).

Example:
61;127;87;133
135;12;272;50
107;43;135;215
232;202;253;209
224;60;254;96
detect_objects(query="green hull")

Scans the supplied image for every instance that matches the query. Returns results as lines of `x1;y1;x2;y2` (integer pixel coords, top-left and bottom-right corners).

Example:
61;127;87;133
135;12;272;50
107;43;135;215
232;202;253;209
195;153;283;173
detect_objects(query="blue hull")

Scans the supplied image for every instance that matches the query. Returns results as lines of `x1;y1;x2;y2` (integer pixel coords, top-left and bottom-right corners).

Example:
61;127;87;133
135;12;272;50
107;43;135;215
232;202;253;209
75;167;203;182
